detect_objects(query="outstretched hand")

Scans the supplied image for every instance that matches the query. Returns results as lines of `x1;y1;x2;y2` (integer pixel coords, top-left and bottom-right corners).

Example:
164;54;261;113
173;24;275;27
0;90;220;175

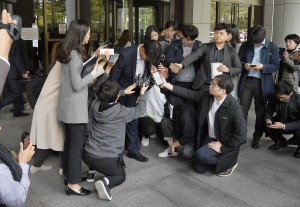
124;83;136;95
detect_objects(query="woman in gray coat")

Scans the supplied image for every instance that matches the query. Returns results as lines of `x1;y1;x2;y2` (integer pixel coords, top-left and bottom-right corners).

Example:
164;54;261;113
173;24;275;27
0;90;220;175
56;19;104;196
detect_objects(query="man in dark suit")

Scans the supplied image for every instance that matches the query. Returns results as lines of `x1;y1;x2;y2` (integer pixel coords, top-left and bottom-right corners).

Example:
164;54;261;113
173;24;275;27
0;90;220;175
0;17;29;117
175;23;242;94
160;74;247;176
264;80;300;158
110;40;162;162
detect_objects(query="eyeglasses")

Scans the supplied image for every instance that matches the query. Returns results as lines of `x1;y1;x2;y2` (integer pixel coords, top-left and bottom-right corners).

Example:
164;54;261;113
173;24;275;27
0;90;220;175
210;80;218;88
285;40;295;44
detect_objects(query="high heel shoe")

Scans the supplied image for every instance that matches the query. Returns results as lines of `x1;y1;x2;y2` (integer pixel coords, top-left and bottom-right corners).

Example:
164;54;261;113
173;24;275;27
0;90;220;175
66;186;91;196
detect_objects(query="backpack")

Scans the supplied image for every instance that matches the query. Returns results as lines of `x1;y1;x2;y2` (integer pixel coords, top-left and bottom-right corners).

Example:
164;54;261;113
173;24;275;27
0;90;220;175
26;76;46;109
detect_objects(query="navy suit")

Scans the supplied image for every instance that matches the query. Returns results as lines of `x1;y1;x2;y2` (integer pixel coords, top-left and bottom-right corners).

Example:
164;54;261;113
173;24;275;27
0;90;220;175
110;45;149;154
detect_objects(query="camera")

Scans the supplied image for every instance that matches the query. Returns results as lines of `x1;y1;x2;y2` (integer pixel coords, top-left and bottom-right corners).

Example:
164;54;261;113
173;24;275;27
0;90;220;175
135;74;150;87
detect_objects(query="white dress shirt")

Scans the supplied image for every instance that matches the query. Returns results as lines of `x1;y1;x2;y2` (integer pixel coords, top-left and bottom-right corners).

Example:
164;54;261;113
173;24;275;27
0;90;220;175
135;45;145;77
208;95;227;138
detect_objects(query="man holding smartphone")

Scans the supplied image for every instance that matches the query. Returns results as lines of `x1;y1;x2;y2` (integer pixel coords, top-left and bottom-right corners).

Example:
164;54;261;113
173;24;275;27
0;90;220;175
238;25;279;149
264;81;300;158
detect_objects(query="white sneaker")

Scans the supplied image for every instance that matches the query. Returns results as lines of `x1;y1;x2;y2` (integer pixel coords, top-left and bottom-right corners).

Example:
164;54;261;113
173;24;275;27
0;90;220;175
158;148;179;157
149;133;157;139
141;136;149;146
30;165;52;173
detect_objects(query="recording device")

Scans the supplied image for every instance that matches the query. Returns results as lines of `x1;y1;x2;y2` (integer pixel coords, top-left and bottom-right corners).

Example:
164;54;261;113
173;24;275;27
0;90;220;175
0;14;20;41
21;132;30;150
99;48;114;56
279;47;286;53
152;71;163;86
250;64;256;67
108;53;119;63
135;74;151;87
99;40;112;47
169;62;180;73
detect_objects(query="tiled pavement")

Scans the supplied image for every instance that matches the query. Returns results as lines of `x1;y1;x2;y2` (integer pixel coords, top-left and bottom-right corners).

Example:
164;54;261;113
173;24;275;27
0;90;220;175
0;102;299;207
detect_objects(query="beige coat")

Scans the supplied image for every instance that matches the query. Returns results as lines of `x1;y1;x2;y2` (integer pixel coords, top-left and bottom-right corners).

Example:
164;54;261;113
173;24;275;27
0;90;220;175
30;62;65;151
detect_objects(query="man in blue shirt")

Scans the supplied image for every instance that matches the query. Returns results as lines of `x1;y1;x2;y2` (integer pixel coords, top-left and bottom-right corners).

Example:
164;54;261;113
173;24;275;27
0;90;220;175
238;25;280;149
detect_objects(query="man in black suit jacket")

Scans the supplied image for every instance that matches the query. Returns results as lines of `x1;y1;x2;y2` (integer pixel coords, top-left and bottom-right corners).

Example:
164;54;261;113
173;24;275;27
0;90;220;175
110;40;162;162
0;38;29;117
160;74;247;176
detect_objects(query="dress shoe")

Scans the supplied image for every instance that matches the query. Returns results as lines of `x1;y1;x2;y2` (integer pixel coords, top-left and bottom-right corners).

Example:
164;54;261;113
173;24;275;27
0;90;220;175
127;152;148;162
293;149;300;158
66;186;91;196
251;138;260;149
13;111;29;117
269;140;287;150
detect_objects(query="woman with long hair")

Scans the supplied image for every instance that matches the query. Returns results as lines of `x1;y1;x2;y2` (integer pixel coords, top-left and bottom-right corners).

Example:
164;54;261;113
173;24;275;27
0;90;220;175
226;24;242;99
144;25;160;42
114;29;131;53
227;24;241;53
56;19;104;196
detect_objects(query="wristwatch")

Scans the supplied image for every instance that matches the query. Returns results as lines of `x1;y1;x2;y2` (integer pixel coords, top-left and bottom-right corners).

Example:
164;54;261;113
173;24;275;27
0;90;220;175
283;124;286;130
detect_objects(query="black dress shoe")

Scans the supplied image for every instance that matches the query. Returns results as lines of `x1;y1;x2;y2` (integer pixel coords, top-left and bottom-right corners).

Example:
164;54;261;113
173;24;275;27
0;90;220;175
127;152;148;162
269;140;287;150
293;149;300;158
64;177;87;185
251;138;260;149
13;112;29;117
66;186;91;196
286;137;298;145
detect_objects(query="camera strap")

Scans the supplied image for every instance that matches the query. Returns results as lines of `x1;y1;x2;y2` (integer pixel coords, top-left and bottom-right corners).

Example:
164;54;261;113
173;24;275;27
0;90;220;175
0;22;20;41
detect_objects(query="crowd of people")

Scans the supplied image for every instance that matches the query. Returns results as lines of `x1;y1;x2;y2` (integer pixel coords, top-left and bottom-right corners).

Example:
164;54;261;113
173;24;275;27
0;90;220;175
1;10;300;206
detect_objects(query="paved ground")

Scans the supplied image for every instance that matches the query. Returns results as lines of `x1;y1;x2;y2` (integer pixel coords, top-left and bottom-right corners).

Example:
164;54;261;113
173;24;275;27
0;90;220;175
0;102;299;207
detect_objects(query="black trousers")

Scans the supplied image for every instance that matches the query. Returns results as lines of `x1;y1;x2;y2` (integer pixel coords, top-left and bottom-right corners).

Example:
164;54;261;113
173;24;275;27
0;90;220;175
63;123;85;184
33;149;63;168
0;79;23;114
83;150;126;188
138;117;164;138
266;127;300;147
239;77;265;139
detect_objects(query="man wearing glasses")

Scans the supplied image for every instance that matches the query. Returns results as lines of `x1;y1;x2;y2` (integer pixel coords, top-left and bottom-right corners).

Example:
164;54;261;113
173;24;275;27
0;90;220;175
159;74;247;176
264;80;300;158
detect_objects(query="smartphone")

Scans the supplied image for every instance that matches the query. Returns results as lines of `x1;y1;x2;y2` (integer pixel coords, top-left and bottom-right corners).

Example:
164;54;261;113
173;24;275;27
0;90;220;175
21;135;30;150
152;71;163;85
169;62;180;73
250;64;256;67
108;53;120;63
279;47;286;53
99;48;114;56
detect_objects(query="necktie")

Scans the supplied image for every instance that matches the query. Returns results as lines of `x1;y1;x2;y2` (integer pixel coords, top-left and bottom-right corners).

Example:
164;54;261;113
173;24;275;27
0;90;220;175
280;102;287;123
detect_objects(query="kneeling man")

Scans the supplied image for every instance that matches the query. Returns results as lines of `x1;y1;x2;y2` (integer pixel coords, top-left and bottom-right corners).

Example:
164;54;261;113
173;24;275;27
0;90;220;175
264;80;300;158
160;74;247;176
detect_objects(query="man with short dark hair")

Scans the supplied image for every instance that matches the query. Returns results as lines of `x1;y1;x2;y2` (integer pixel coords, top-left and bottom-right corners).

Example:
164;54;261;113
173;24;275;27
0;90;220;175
264;80;300;158
110;40;162;162
163;21;178;44
176;23;242;93
238;25;280;149
160;74;247;176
